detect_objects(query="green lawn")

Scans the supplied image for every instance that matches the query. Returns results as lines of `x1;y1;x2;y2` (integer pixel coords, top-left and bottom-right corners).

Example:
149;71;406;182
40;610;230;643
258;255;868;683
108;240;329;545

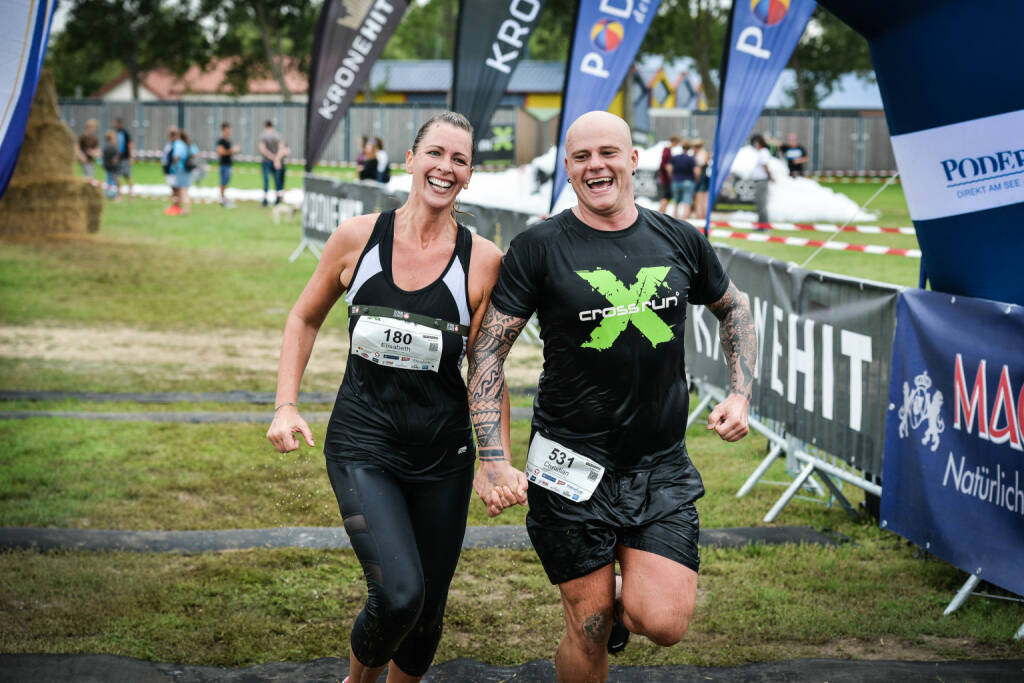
1;185;1021;666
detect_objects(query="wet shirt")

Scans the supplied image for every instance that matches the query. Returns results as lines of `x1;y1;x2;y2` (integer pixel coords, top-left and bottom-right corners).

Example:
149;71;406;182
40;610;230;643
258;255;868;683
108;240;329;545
325;211;476;480
216;137;233;166
490;206;729;473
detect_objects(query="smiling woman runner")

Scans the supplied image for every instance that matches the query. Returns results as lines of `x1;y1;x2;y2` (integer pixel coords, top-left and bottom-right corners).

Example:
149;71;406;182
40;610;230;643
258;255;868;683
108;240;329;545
267;111;514;683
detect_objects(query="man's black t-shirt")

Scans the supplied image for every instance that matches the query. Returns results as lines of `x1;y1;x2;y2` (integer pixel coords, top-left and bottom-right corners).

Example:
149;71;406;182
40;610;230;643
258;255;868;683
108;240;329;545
490;206;729;473
216;137;233;166
781;144;807;174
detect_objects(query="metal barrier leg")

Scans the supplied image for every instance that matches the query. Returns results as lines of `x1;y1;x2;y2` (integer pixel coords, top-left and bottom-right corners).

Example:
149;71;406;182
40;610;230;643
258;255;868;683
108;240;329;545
686;392;714;431
943;574;981;616
764;461;816;523
288;238;321;263
812;471;859;518
736;442;783;498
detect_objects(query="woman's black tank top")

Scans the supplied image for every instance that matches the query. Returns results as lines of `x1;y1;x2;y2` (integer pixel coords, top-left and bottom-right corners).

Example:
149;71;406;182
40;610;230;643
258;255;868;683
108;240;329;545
324;210;476;479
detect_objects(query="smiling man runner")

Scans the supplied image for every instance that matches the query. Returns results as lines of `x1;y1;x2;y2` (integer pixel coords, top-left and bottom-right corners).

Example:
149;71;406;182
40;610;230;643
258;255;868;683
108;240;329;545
468;111;756;682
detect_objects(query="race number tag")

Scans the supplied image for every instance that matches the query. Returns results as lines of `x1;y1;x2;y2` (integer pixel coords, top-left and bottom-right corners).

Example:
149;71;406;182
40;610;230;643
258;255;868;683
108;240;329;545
525;433;605;503
351;316;443;372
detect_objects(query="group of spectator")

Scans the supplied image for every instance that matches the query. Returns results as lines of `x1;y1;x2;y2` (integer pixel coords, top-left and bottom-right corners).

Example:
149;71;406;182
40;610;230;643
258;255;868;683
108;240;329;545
76;117;134;200
356;135;391;183
655;131;809;227
656;135;711;221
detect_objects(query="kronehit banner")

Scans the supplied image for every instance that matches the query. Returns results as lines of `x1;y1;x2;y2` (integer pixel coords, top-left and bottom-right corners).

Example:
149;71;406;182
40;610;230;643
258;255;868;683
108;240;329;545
452;0;547;162
881;289;1024;597
304;0;410;171
706;0;815;232
0;0;56;199
817;0;1024;306
550;0;660;211
684;245;900;479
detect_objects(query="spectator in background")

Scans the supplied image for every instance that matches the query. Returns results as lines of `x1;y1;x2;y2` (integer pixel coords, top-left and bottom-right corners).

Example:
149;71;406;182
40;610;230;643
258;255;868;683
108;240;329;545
781;133;809;177
161;127;180;214
357;138;379;181
188;135;207;187
691;138;710;221
113;117;134;198
750;134;774;228
172;130;193;216
374;136;390;183
77;119;100;183
657;134;680;213
259;120;287;206
101;130;120;200
216;122;240;208
670;140;697;221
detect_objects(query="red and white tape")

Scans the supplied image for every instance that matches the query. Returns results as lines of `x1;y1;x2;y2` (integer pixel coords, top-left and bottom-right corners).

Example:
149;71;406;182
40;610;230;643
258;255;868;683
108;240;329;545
710;220;916;235
708;228;921;258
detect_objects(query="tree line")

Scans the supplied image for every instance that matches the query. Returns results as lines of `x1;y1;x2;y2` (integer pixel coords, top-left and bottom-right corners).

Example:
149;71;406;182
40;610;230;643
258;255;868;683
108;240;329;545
49;0;871;110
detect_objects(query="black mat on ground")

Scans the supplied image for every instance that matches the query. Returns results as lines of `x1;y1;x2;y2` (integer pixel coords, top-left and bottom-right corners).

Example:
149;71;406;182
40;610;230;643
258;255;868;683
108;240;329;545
2;654;1020;682
0;525;839;554
0;407;535;422
0;387;537;403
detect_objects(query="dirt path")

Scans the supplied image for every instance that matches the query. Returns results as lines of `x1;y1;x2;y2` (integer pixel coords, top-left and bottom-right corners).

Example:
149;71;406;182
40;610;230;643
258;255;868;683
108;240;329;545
0;323;544;388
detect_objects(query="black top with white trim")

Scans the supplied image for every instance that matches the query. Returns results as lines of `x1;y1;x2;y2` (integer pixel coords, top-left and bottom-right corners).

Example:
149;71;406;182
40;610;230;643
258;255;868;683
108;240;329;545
324;210;476;479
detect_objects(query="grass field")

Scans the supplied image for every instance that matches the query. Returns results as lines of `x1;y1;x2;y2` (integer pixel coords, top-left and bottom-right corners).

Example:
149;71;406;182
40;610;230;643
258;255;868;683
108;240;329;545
1;182;1021;667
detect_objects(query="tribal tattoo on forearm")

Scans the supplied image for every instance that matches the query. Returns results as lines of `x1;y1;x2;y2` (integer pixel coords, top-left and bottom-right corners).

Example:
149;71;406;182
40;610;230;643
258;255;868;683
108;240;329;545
707;282;757;400
468;306;528;461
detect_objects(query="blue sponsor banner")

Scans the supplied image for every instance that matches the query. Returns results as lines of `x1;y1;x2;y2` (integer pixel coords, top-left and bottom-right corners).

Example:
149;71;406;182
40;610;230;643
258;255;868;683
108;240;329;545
706;0;815;232
0;0;56;199
881;289;1024;597
817;0;1024;306
550;0;660;211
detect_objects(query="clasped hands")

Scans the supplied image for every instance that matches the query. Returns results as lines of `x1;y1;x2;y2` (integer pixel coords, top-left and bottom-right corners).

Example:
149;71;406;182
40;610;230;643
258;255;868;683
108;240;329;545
473;459;528;517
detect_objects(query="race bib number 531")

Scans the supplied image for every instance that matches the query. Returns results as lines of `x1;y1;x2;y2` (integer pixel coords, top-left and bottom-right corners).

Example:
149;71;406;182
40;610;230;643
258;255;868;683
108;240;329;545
526;433;605;502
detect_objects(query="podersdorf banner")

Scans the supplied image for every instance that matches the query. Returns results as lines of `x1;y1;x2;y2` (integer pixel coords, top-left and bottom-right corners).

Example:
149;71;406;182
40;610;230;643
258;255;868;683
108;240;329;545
817;0;1024;305
0;0;56;199
550;0;660;211
304;0;410;171
706;0;815;232
452;0;546;161
881;289;1024;597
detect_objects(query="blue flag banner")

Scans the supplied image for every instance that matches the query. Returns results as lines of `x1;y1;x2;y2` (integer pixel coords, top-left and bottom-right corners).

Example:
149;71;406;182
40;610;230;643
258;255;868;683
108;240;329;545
550;0;660;212
0;0;56;199
881;289;1024;597
817;0;1024;306
705;0;815;232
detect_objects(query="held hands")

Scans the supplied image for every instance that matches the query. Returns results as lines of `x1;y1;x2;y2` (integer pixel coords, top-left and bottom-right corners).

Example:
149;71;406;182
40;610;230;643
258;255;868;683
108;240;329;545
707;393;751;442
266;405;315;453
473;459;528;517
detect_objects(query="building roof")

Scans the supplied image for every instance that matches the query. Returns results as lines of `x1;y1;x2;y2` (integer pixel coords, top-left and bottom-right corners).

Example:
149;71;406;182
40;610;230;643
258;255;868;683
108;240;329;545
92;58;308;99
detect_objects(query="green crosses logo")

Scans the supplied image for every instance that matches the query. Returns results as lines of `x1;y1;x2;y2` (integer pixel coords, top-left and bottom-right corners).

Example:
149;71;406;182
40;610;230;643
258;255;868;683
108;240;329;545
575;267;678;350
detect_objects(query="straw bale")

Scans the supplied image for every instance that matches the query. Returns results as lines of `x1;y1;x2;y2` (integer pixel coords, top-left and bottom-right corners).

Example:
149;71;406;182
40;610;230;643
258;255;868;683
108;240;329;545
0;70;102;237
0;179;103;235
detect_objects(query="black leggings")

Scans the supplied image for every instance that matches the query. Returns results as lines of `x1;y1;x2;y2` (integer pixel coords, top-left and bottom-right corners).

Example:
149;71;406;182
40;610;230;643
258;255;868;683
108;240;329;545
325;459;472;676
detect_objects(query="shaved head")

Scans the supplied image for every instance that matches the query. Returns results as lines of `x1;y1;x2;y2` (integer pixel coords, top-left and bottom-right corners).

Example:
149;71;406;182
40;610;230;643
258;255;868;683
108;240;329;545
566;111;632;157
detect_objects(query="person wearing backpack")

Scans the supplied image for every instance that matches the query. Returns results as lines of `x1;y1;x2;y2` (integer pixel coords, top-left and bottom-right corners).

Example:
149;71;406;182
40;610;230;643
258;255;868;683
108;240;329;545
162;127;183;215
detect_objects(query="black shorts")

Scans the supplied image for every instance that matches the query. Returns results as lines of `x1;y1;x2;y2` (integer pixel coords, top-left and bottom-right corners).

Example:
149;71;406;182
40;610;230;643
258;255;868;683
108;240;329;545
526;457;703;585
657;181;672;201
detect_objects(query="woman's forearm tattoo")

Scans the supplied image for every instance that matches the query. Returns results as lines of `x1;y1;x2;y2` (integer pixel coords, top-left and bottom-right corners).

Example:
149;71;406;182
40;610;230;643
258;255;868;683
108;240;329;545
707;282;756;400
468;306;527;461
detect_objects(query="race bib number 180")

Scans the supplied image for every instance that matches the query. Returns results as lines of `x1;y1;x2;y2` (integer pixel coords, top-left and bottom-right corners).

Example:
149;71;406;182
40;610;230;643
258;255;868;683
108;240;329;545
525;433;605;503
351;316;443;372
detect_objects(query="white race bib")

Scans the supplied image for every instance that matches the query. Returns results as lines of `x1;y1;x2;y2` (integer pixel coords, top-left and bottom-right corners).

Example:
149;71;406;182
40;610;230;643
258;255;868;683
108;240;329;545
526;433;605;503
351;316;443;372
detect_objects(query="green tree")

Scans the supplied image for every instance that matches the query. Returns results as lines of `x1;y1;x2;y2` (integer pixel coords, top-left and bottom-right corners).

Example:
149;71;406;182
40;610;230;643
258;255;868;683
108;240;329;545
382;0;457;60
641;0;727;106
48;0;209;100
200;0;320;101
786;6;873;109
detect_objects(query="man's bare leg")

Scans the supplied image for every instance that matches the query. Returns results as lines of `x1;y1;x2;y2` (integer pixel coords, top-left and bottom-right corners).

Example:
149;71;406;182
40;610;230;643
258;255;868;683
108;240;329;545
554;564;616;683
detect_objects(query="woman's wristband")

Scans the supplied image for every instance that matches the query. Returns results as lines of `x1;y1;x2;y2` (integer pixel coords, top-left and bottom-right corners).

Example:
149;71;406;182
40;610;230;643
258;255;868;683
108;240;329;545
274;401;297;412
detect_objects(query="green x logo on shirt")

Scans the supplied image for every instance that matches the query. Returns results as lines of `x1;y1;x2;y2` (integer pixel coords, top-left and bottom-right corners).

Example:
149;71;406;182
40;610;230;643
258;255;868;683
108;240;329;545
575;266;676;350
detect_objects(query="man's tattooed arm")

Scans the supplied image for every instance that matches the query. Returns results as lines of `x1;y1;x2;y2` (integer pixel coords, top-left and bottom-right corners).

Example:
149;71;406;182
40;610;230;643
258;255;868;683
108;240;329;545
468;305;529;461
706;281;756;400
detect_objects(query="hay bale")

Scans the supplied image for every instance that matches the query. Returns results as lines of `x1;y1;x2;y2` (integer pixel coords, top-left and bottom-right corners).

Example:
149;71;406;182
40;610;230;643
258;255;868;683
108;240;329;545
0;69;103;237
